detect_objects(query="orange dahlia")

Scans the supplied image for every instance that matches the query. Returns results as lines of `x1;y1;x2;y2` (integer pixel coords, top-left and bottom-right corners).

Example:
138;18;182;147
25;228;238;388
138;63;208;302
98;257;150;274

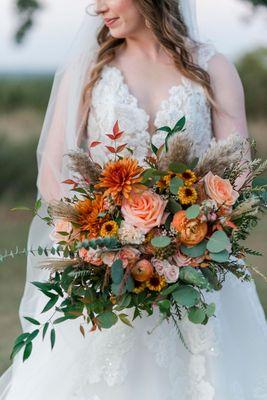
95;158;144;204
74;194;106;239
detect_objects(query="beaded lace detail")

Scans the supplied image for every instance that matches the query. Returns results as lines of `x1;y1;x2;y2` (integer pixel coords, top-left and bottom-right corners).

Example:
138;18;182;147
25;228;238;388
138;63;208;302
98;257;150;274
87;43;217;166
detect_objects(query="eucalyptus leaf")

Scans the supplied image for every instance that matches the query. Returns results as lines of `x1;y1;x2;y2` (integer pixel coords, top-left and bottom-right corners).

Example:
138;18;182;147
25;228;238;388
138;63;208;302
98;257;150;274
188;307;206;324
111;283;126;296
111;259;124;284
206;302;216;317
151;236;171;248
179;267;209;289
185;204;200;219
210;250;229;262
158;299;171;313
172;286;200;307
207;231;231;253
180;240;207;258
170;177;184;195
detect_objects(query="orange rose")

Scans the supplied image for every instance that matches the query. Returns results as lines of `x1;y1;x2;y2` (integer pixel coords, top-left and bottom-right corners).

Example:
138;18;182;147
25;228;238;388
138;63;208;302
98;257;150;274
204;171;239;206
121;190;168;234
171;210;208;246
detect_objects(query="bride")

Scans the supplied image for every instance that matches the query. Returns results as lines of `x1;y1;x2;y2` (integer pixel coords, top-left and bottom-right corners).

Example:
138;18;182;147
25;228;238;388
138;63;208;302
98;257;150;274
1;0;267;399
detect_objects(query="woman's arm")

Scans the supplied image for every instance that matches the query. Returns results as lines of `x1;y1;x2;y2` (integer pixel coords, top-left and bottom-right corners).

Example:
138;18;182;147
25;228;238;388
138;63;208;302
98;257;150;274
208;52;249;141
208;52;251;189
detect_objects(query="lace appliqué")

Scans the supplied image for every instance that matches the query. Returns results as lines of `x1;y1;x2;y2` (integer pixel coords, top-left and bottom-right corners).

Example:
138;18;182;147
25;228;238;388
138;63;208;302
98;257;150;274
142;306;221;400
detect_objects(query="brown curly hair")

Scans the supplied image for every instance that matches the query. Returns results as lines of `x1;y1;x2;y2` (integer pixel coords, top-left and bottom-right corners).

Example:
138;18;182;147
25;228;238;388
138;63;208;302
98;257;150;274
82;0;218;124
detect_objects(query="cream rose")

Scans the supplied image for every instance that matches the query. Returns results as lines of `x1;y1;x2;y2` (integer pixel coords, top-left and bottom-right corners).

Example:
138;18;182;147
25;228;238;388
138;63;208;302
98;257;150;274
204;171;239;206
121;190;168;234
78;248;102;266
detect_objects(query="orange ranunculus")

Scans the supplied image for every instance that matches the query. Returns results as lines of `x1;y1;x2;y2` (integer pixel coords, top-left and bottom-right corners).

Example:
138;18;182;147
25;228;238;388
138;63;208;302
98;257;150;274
204;171;239;206
121;189;168;234
171;210;208;246
95;158;144;204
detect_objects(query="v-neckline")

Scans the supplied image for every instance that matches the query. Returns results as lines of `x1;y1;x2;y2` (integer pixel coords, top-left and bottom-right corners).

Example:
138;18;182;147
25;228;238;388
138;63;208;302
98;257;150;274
104;64;190;136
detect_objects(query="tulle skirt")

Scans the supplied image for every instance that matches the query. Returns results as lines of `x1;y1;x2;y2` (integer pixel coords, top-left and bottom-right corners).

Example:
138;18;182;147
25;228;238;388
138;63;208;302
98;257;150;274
1;215;267;400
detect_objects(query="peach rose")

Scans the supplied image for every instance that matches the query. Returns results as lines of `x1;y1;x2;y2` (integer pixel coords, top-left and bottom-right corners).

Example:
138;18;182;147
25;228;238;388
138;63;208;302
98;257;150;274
204;171;239;206
78;248;103;266
101;251;117;267
172;248;192;267
171;210;208;246
121;190;168;234
172;248;205;267
49;219;75;244
117;246;141;268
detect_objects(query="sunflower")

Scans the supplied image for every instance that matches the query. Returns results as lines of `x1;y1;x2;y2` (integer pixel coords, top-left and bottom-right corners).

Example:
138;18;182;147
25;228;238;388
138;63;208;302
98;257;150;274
178;186;198;205
178;169;197;186
95;158;144;204
146;273;166;291
74;194;106;239
163;172;177;185
100;221;118;237
132;281;147;294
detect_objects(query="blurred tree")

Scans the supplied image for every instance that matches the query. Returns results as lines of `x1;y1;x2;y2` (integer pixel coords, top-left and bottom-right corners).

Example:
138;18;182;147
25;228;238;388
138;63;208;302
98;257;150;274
13;0;267;43
14;0;42;43
236;47;267;120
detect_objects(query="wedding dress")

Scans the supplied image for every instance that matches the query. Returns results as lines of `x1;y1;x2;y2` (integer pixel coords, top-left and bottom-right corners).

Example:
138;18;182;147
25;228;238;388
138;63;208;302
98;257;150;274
1;41;267;400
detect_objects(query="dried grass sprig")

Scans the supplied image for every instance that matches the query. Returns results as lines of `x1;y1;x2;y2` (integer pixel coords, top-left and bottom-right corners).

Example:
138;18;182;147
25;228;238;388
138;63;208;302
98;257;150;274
38;258;80;272
158;132;194;171
194;133;247;177
48;200;80;223
231;197;260;219
67;149;102;184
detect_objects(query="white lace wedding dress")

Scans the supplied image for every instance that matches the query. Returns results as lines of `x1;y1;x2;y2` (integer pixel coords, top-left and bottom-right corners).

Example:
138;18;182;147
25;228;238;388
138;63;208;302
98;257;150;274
1;43;267;400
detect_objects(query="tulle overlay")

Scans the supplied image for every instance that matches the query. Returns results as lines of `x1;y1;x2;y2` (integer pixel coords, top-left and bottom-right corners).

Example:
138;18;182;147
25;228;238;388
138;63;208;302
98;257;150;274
1;42;267;400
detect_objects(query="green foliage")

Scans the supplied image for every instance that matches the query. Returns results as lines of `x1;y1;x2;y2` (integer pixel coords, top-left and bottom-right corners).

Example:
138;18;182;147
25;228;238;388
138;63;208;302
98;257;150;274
236;47;267;120
0;134;38;200
0;76;52;112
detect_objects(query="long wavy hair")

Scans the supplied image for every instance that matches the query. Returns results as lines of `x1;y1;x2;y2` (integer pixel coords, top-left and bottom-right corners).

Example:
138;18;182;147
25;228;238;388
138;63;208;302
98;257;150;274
83;0;218;111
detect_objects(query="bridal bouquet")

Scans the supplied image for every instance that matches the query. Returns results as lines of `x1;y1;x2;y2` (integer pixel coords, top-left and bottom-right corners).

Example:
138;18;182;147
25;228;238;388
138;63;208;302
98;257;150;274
8;117;267;361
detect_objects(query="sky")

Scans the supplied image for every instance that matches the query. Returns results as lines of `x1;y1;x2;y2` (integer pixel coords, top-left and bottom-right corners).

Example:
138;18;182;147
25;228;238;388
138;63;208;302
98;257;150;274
0;0;267;72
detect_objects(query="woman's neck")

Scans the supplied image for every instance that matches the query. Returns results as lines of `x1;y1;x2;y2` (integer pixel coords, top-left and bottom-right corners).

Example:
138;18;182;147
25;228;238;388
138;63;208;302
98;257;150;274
123;28;165;62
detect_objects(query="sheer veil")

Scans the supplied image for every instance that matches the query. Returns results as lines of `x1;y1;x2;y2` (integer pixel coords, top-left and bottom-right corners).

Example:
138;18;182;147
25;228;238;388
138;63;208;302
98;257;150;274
19;0;201;331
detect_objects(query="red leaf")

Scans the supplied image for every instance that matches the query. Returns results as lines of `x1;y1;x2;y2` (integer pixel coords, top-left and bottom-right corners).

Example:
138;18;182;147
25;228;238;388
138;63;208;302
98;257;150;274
114;131;124;140
113;120;120;135
105;146;117;154
90;141;102;148
106;133;116;140
62;179;77;185
112;120;124;139
116;143;127;153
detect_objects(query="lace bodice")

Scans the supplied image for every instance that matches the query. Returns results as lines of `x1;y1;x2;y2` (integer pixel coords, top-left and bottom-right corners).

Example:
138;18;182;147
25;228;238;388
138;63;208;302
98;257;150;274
86;42;217;165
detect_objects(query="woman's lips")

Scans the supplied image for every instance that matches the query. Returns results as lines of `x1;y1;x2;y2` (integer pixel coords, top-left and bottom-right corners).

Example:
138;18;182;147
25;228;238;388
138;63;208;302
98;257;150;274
104;17;119;28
